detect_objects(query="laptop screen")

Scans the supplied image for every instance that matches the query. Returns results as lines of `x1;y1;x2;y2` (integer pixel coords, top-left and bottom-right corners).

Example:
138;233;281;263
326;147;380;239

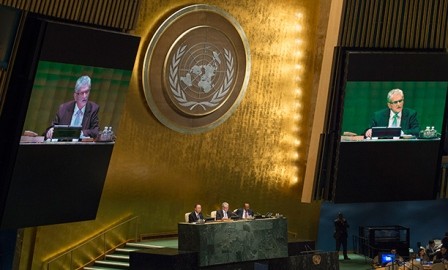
371;127;401;138
380;253;396;265
52;125;82;141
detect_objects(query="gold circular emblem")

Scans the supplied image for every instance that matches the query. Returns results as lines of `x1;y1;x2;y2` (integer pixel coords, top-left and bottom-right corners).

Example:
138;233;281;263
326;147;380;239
312;254;322;265
142;4;250;133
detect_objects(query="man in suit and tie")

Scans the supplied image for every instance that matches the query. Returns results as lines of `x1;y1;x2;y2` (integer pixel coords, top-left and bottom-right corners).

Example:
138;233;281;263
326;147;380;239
236;203;254;219
365;88;420;138
216;202;234;220
46;75;100;139
188;204;204;223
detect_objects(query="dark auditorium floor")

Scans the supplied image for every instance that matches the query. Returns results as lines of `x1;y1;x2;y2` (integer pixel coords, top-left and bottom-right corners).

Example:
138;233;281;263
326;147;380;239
339;254;373;270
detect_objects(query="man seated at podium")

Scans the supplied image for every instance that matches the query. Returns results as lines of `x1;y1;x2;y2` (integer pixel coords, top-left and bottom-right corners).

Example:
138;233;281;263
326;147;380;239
235;203;254;219
45;75;100;139
365;88;420;138
216;202;234;220
188;204;204;223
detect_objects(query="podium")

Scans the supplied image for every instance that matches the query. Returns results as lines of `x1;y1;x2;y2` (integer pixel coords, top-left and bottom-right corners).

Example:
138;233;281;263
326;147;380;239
335;139;440;203
178;218;288;267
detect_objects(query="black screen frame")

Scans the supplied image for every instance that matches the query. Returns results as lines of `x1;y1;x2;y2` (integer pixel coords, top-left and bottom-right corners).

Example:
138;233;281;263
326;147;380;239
0;14;140;228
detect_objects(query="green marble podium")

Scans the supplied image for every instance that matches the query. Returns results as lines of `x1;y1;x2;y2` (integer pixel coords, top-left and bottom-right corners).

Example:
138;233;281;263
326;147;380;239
178;217;288;267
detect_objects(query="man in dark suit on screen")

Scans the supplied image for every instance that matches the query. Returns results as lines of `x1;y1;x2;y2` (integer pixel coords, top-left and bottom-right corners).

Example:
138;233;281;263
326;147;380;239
45;75;100;139
365;88;420;138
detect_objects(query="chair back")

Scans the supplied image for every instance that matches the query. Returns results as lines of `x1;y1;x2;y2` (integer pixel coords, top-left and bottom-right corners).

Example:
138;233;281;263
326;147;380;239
184;212;190;223
210;211;217;218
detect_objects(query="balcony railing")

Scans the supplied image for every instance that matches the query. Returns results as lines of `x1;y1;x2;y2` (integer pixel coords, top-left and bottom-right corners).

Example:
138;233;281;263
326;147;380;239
44;215;140;270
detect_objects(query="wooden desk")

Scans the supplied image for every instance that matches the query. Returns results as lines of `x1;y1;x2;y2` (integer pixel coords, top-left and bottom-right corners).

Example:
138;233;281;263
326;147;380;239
178;217;288;267
404;261;446;270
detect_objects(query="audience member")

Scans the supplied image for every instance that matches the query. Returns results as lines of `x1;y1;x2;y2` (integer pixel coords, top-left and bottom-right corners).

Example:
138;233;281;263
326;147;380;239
416;247;430;262
372;249;403;267
426;240;438;261
442;232;448;247
391;249;404;263
433;245;448;264
372;251;381;267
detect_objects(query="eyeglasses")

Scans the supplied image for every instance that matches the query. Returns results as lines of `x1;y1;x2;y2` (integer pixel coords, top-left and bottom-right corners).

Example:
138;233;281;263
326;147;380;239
76;90;90;96
389;99;404;105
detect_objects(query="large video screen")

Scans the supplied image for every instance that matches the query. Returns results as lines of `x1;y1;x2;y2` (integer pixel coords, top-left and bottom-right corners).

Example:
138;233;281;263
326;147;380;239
0;15;140;228
326;51;448;203
22;61;132;138
341;81;448;137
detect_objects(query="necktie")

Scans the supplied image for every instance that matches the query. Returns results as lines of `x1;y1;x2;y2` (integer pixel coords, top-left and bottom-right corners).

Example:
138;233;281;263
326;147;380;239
74;110;83;126
224;211;227;218
392;113;398;127
244;211;247;218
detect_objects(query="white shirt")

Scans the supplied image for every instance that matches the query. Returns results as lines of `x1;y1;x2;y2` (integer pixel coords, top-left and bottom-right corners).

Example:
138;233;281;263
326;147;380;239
388;111;401;127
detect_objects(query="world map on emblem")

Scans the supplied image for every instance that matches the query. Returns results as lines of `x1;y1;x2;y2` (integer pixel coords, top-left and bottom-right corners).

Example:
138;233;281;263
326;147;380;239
166;28;236;116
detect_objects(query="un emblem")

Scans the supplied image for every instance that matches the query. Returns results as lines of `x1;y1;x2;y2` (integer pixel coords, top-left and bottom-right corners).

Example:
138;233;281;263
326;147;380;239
167;33;235;116
312;254;322;265
142;4;250;133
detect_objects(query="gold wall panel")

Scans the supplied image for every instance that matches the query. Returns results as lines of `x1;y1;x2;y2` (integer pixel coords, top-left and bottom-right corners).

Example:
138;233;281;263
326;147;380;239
19;0;330;268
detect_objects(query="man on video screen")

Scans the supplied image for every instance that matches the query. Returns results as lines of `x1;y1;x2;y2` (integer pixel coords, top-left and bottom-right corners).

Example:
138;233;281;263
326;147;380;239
45;75;99;139
365;88;420;138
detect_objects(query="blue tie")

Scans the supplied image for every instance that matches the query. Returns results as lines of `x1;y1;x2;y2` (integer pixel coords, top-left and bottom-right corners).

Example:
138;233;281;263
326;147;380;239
74;110;83;126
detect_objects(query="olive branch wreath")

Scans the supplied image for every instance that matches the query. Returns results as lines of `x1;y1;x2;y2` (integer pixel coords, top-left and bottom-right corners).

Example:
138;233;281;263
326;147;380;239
169;45;234;111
